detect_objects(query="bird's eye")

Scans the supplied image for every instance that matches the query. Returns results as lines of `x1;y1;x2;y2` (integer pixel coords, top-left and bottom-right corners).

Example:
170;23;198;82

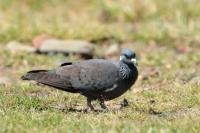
124;55;130;59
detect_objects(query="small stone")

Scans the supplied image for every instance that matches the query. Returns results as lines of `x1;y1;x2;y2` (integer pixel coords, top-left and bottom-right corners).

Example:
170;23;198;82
32;35;53;48
105;43;120;57
7;41;35;53
37;39;94;55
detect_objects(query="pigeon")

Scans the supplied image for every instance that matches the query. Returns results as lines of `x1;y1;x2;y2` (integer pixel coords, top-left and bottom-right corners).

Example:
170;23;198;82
21;49;138;110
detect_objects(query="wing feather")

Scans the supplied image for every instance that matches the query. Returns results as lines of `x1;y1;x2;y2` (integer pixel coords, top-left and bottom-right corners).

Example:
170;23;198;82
57;59;119;91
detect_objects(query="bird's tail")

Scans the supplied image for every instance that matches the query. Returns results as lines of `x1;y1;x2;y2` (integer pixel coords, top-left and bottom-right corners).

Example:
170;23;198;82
21;70;48;81
21;69;78;93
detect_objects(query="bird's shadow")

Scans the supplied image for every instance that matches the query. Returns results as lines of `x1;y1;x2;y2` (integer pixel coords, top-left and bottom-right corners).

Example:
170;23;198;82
67;107;105;113
50;99;129;113
51;106;107;113
50;104;127;113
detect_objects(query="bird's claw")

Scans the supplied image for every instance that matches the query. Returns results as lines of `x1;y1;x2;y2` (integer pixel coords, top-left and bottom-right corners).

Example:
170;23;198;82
120;98;129;108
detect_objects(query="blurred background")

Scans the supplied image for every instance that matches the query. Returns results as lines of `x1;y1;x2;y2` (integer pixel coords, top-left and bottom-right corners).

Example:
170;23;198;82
0;0;199;84
0;0;200;132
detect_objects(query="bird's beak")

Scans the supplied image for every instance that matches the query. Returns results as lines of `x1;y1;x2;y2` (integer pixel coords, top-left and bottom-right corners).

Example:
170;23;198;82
131;58;137;66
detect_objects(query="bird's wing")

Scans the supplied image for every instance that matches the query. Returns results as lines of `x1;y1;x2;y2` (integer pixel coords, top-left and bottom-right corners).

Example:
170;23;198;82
56;59;119;91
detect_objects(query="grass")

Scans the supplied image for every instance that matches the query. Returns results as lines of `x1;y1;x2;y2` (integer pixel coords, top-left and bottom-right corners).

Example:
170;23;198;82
0;0;200;132
1;0;200;44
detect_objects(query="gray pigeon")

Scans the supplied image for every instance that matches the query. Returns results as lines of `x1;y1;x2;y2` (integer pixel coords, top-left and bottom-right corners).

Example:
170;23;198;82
21;49;138;110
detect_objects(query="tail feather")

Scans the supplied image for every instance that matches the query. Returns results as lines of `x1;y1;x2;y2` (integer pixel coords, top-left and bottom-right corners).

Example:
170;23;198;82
21;70;48;80
21;69;78;93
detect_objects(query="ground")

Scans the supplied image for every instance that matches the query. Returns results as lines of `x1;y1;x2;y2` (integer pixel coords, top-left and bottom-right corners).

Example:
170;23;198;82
0;0;200;133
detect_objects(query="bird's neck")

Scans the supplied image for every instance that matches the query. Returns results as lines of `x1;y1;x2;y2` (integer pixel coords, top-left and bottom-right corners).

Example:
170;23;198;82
119;61;138;80
119;62;131;79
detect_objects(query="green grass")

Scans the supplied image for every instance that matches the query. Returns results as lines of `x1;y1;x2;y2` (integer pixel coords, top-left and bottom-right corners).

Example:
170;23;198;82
0;0;200;44
0;0;200;132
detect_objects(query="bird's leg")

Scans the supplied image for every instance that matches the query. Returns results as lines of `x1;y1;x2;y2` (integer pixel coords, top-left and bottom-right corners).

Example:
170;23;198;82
87;98;95;111
99;99;107;109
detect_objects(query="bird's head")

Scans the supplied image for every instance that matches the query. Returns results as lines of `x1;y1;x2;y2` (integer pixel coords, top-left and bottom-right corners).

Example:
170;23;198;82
120;49;137;66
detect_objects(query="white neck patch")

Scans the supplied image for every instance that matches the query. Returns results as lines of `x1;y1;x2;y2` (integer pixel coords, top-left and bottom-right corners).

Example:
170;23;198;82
120;56;123;61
